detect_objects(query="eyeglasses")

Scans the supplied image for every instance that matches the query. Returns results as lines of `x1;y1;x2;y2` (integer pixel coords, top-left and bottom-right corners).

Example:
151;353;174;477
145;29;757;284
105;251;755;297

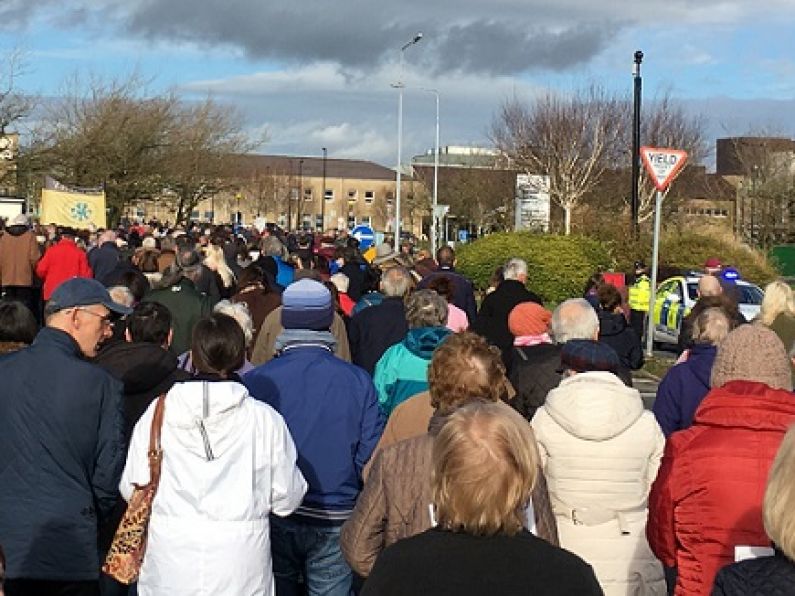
73;307;113;326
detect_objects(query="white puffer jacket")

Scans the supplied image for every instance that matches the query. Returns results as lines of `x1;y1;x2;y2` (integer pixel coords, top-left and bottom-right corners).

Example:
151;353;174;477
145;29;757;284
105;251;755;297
532;371;666;596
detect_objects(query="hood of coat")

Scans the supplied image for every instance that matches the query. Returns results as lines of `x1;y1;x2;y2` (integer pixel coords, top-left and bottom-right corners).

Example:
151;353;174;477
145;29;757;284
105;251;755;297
682;343;717;389
403;326;452;359
597;310;628;337
4;225;29;237
95;340;182;395
164;379;251;460
695;380;795;432
544;371;644;440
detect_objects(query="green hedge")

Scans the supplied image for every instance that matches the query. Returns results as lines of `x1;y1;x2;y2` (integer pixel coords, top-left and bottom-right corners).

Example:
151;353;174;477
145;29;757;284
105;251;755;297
457;231;778;304
456;232;613;304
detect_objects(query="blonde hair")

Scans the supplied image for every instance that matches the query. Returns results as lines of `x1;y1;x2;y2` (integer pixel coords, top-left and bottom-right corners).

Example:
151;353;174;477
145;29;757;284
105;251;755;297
758;280;795;326
764;425;795;560
692;307;730;345
431;402;539;537
203;244;236;289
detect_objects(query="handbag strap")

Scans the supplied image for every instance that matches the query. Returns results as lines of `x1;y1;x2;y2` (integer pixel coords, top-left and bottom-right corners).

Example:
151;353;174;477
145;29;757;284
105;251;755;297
146;394;167;487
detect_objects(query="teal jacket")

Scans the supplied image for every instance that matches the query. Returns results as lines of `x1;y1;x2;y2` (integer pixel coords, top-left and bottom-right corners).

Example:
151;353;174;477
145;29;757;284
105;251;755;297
374;326;452;416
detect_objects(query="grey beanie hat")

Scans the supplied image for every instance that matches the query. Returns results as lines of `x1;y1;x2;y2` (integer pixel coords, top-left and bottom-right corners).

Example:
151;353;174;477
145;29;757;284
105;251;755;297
711;324;793;391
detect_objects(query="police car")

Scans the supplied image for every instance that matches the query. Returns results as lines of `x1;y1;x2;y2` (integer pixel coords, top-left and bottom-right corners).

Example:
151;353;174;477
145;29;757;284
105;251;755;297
652;273;764;346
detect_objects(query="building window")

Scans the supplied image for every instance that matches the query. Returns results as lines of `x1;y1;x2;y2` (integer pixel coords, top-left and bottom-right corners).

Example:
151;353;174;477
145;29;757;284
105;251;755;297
347;214;356;228
190;210;200;220
364;190;375;204
360;215;371;226
204;211;214;221
290;187;299;200
278;214;286;227
347;189;357;204
304;188;313;201
386;191;394;205
324;189;334;201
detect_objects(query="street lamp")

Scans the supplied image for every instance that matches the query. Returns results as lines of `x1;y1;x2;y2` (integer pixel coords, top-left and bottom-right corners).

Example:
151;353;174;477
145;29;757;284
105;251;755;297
393;32;423;251
631;50;643;239
321;147;327;232
298;158;304;231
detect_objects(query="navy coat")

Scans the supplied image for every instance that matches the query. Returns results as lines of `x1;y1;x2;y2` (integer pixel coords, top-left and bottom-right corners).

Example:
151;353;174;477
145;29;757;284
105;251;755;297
0;328;125;580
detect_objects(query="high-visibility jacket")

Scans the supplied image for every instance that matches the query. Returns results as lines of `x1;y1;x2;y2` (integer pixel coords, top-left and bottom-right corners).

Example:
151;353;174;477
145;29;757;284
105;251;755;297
628;275;651;312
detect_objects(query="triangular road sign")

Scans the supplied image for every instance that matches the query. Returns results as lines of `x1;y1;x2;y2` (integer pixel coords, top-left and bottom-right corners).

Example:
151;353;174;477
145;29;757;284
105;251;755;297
640;147;688;191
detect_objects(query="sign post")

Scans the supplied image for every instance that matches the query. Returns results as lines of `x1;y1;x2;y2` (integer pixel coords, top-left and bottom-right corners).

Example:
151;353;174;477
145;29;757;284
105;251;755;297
640;147;688;357
351;224;375;250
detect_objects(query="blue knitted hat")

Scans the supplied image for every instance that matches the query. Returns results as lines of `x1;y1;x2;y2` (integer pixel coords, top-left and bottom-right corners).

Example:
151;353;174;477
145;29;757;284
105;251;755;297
281;279;334;330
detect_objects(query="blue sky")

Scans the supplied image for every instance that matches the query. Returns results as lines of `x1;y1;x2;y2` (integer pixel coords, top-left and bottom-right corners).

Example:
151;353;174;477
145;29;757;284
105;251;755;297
2;0;794;166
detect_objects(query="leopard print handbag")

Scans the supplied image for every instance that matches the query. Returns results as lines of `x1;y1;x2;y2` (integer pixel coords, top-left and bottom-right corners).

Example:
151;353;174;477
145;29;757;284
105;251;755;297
102;394;166;585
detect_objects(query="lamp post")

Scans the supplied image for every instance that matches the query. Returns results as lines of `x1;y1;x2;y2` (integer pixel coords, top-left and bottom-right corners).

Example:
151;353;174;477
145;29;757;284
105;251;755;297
321;147;327;232
631;50;643;239
417;87;440;256
298;158;304;231
393;32;423;251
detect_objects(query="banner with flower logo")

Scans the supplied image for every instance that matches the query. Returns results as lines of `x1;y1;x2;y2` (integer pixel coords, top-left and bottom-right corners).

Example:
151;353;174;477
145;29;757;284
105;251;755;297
40;188;107;229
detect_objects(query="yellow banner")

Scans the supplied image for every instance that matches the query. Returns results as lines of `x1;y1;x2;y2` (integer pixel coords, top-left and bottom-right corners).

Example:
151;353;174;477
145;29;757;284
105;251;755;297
40;189;107;229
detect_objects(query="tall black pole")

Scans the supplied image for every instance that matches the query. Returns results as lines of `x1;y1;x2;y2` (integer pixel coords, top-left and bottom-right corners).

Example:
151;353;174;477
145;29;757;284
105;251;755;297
321;148;327;232
298;158;304;231
631;50;643;239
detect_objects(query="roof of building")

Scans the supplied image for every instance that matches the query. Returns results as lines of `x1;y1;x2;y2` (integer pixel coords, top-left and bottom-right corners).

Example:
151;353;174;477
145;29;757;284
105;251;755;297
231;154;398;181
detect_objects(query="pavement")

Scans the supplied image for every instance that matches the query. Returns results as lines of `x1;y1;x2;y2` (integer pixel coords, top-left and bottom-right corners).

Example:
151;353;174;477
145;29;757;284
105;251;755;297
634;375;660;411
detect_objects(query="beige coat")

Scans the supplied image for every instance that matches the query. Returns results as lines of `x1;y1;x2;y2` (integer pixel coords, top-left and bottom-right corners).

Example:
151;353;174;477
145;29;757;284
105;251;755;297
532;371;666;596
250;306;351;365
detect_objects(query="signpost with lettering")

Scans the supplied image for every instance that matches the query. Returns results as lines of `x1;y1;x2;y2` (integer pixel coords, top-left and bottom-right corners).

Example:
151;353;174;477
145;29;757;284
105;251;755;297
640;146;688;356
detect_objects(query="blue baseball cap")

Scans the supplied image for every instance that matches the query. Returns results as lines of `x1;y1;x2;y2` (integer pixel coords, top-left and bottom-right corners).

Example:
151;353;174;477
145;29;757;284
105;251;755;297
48;277;133;316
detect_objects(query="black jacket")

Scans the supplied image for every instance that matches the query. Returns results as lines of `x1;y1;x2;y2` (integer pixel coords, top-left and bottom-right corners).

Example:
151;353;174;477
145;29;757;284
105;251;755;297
597;310;644;370
471;279;543;367
712;550;795;595
418;267;477;322
89;242;123;286
348;296;408;376
94;339;191;443
0;328;125;580
508;343;563;421
362;527;603;596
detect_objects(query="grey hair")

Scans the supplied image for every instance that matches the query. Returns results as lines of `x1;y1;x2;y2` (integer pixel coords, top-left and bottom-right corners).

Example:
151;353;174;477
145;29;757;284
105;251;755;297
550;298;599;344
502;258;527;281
259;235;288;259
108;286;135;308
692;307;730;346
406;289;449;328
213;300;254;347
381;266;413;298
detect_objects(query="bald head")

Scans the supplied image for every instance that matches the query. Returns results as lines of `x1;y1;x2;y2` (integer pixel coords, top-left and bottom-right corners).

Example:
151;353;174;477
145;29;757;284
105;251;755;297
550;298;600;344
98;230;116;246
698;275;722;298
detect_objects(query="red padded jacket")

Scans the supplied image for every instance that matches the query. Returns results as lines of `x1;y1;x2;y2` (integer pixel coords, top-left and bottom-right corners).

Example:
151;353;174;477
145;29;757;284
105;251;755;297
647;380;795;596
35;238;92;300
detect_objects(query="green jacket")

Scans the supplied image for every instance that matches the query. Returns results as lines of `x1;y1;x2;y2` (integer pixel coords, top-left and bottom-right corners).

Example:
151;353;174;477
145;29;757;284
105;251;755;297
143;278;214;356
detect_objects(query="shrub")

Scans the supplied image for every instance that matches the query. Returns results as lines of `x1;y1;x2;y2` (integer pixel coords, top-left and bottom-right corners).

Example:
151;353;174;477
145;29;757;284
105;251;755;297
456;232;613;304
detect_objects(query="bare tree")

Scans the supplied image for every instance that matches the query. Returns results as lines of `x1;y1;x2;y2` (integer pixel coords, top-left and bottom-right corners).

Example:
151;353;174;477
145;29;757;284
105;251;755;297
491;85;625;234
0;48;34;135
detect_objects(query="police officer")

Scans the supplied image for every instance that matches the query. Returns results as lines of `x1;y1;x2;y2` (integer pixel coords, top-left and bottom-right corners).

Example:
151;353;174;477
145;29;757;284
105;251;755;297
628;260;650;341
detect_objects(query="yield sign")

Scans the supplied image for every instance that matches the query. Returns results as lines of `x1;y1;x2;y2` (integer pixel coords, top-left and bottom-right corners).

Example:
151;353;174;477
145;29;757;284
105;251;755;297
640;147;688;191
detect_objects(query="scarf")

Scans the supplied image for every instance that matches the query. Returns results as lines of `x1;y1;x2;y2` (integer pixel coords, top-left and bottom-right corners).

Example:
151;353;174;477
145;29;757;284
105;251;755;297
514;333;552;347
274;328;338;354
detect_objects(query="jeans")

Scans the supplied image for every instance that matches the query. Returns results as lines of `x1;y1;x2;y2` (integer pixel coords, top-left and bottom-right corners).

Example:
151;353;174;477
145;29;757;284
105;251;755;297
270;516;352;596
4;579;99;596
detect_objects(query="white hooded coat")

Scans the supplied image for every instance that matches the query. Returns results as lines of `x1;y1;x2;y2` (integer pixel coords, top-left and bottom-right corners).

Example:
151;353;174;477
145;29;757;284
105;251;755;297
531;371;665;596
120;380;307;596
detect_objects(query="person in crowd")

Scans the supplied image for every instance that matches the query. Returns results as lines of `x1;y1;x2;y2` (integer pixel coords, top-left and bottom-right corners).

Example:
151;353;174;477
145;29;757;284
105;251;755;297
412;248;437;279
583;271;604;309
230;265;281;347
471;257;543;368
0;300;37;355
427;275;468;332
627;260;650;341
678;274;745;351
653;308;730;437
509;298;599;421
0;213;40;318
137;248;163;287
342;332;559;578
712;424;795;594
157;235;177;273
508;300;552;347
360;402;603;596
259;235;295;288
0;278;130;596
250;271;351;365
120;312;306;595
756;279;795;351
88;230;123;286
648;324;795;595
94;301;190;442
704;257;723;276
596;283;643;370
485;265;504;296
348;266;412;375
244;279;384;596
338;246;367;302
330;272;356;317
203;243;237;299
374;289;451;416
143;248;214;356
417;246;477;321
35;227;93;301
532;339;665;595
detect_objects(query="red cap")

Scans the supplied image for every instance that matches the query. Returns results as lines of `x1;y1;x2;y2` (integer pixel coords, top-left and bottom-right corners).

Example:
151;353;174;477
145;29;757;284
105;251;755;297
704;258;722;268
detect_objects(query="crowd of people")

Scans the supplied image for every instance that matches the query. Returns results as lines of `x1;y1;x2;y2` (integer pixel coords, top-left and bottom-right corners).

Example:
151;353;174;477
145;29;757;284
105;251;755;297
1;215;795;596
